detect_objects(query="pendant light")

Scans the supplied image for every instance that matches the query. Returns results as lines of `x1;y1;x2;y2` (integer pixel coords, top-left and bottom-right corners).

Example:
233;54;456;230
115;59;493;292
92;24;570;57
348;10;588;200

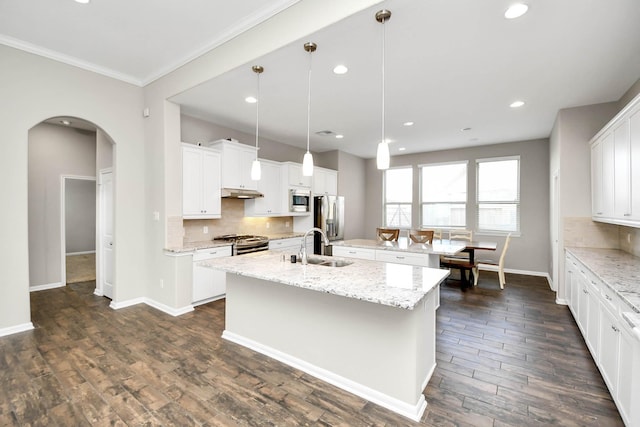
302;42;317;177
376;9;391;170
250;65;263;181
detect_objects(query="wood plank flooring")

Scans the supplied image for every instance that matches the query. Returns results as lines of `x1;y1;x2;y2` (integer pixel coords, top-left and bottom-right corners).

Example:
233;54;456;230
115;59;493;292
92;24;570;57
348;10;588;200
0;273;624;426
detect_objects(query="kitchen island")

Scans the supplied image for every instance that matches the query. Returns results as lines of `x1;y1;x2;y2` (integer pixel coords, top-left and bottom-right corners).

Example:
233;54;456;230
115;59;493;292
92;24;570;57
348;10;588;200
202;251;449;421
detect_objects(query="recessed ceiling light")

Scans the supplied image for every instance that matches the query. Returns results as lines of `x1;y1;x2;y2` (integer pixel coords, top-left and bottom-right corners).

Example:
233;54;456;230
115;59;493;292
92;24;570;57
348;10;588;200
335;134;344;139
505;3;528;19
333;65;348;75
245;96;257;104
403;121;414;127
75;0;90;4
510;100;525;108
60;120;72;125
461;127;472;131
398;147;406;151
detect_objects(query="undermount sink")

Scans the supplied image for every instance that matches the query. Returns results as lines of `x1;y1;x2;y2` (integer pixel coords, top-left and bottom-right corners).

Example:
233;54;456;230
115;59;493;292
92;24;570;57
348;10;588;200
306;257;353;267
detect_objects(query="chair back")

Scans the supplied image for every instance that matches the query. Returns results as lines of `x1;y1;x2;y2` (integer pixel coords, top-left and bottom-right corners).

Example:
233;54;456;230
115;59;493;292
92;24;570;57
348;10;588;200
409;229;434;244
448;229;473;241
376;228;400;242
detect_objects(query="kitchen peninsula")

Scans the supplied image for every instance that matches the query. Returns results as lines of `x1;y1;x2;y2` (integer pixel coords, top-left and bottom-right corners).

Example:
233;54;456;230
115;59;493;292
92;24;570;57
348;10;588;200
202;251;449;421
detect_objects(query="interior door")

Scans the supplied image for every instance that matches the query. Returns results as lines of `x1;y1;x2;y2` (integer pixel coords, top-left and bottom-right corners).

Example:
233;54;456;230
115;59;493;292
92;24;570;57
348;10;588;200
100;170;114;299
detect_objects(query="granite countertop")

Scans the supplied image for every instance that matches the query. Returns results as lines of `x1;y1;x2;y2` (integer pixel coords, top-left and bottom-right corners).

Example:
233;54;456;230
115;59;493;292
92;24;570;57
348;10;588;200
263;232;305;240
566;247;640;318
201;251;449;310
335;238;466;256
164;241;233;254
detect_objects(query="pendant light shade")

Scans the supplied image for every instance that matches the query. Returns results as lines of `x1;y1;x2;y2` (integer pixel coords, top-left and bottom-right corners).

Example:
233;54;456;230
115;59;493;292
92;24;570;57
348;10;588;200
251;65;264;181
376;9;392;170
302;42;316;177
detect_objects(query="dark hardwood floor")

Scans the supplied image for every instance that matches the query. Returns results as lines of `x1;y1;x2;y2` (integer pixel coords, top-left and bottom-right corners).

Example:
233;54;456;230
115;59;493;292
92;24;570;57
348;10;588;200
0;273;624;426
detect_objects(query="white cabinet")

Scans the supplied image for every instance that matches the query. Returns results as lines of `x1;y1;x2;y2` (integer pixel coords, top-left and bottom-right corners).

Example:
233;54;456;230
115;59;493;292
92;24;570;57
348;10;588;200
245;160;282;216
313;167;338;195
332;246;376;260
182;144;221;219
192;246;232;305
591;94;640;227
564;252;640;426
268;237;312;254
207;140;258;191
282;162;311;188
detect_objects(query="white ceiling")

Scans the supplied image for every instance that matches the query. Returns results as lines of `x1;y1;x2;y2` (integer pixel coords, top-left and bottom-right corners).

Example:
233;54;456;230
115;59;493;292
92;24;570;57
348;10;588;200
2;0;640;159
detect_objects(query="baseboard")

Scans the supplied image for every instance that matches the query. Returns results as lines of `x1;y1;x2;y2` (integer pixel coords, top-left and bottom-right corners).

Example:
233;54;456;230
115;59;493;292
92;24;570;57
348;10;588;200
144;298;194;317
109;297;194;317
29;282;64;292
0;322;34;337
66;250;96;256
477;266;553;288
222;330;427;422
556;298;568;306
93;287;103;296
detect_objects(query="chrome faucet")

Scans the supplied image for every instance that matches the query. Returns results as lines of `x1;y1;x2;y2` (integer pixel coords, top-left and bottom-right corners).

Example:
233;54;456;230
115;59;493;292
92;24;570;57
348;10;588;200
300;227;330;265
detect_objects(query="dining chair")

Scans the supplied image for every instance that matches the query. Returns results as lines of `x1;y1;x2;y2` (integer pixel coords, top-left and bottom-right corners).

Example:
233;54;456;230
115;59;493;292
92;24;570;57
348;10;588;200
432;229;443;240
448;229;473;241
472;233;511;289
409;229;434;244
376;227;400;242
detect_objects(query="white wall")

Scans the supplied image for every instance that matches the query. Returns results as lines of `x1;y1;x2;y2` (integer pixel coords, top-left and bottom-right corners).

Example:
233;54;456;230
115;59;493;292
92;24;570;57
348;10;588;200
364;138;550;274
28;123;96;287
0;43;145;333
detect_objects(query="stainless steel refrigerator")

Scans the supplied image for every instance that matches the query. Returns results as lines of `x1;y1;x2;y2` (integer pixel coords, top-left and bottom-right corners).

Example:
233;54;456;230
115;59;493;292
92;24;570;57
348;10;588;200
314;195;344;255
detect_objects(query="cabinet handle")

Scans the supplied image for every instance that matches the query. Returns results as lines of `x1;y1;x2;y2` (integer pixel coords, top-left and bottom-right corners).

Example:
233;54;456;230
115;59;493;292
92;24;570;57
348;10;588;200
605;294;612;301
583;289;588;294
611;325;619;333
596;212;603;215
396;256;405;260
624;213;631;216
348;251;356;254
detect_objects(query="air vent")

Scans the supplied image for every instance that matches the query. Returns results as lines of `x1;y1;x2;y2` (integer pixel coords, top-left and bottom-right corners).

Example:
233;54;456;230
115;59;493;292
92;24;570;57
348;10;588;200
315;130;335;136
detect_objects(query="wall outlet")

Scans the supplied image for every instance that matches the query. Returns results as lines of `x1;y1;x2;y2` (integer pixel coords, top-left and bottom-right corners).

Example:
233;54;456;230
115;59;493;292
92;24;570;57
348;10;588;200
153;211;160;221
285;221;290;228
160;279;164;288
627;233;631;244
203;226;208;234
266;222;270;229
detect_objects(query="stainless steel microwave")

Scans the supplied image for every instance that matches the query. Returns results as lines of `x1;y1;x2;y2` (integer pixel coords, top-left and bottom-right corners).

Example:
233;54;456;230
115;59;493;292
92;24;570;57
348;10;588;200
289;189;310;212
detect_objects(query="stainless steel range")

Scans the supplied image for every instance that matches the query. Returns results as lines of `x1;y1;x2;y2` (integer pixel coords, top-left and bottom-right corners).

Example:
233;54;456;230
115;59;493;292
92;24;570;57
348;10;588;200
212;234;269;255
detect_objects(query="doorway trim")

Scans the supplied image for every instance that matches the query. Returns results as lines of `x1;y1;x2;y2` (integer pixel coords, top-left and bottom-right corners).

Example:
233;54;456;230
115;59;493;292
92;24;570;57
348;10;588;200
95;167;113;298
60;175;97;288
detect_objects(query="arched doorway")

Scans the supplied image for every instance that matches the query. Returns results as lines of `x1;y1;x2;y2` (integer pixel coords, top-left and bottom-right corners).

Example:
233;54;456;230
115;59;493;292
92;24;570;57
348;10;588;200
28;116;115;299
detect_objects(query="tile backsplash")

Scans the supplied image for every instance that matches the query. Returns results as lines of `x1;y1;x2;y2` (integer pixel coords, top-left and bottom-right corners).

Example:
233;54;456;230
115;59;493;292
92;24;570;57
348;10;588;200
564;216;640;257
183;199;293;244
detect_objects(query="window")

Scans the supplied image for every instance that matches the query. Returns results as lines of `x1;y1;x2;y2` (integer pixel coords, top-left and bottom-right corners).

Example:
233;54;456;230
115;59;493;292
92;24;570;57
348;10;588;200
384;167;412;227
420;162;467;228
476;157;520;232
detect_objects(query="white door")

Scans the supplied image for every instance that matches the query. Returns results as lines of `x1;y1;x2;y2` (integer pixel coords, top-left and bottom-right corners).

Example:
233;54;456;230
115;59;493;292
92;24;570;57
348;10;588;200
100;170;114;299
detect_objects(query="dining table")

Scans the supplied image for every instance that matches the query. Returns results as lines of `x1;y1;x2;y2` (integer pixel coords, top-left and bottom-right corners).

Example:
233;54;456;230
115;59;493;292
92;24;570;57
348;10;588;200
438;239;498;289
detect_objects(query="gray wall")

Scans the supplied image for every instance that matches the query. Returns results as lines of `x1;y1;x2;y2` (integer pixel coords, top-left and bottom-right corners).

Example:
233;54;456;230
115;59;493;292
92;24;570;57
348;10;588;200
65;178;96;254
364;139;550;274
28;123;96;287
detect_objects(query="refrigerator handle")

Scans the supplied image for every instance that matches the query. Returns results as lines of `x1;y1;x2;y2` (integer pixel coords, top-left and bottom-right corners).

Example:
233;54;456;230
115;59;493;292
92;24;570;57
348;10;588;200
333;201;338;237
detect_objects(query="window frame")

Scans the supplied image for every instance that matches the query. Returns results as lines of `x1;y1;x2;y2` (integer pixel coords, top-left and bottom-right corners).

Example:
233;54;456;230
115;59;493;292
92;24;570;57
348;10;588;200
475;155;521;234
419;160;468;229
383;166;413;228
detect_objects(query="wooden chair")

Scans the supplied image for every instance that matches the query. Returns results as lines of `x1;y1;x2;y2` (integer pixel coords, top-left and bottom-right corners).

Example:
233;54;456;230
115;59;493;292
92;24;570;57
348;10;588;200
440;257;475;290
448;229;473;241
376;228;400;242
409;229;434;244
432;229;443;241
472;233;511;289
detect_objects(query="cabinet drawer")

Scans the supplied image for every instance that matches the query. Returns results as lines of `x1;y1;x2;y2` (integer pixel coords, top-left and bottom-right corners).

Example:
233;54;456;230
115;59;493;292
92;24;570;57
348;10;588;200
269;238;302;251
375;250;426;266
600;284;621;314
193;246;232;261
332;246;376;260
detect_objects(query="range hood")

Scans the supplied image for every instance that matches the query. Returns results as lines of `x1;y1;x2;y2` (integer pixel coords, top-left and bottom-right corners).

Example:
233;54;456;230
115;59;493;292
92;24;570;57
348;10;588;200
221;188;264;199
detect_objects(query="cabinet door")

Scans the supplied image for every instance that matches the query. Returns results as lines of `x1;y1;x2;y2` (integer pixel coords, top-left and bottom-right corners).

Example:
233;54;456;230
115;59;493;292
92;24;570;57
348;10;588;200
613;120;631;218
577;275;589;335
565;257;575;316
617;325;635;425
259;161;282;214
630;108;640;220
586;280;600;358
239;148;259;191
288;163;312;188
183;146;204;216
201;151;221;217
601;133;615;218
599;303;619;392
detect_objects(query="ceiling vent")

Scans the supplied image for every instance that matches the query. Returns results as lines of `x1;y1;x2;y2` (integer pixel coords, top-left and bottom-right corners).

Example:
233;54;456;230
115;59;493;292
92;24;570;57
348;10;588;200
316;130;335;136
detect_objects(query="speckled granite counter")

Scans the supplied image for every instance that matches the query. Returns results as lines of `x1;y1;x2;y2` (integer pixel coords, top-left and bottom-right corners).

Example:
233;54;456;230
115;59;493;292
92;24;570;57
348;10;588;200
264;232;305;240
164;241;232;254
201;251;449;310
334;238;465;256
566;247;640;315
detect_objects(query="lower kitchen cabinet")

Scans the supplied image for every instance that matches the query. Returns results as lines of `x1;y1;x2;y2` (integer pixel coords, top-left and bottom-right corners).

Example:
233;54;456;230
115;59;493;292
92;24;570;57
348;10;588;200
268;237;312;255
375;250;428;266
331;245;376;260
192;246;232;305
564;251;640;426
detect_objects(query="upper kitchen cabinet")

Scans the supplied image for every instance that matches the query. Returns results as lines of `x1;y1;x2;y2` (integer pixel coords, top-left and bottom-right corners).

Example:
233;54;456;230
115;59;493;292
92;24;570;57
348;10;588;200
282;162;311;188
182;144;221;219
313;166;338;195
591;93;640;227
207;139;258;191
245;160;283;217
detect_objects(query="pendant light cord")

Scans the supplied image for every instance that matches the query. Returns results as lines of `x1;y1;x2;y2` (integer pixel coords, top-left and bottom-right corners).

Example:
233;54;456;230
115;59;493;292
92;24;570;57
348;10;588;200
306;50;312;153
381;17;386;147
255;72;260;161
